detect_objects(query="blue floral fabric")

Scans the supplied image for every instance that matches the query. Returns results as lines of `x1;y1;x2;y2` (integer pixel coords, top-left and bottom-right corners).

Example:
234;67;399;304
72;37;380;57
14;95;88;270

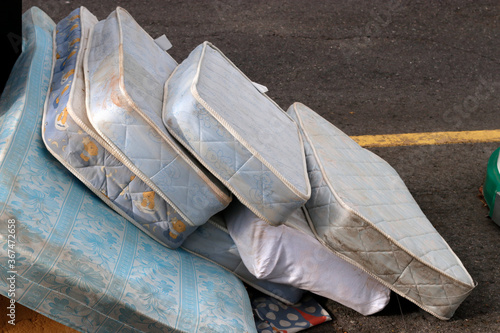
0;7;256;333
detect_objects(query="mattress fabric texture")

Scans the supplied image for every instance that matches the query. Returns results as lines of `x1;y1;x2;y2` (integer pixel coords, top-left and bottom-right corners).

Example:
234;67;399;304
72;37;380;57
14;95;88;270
0;8;257;332
163;41;311;226
42;7;199;249
181;214;305;305
225;201;391;316
85;8;231;232
288;102;475;320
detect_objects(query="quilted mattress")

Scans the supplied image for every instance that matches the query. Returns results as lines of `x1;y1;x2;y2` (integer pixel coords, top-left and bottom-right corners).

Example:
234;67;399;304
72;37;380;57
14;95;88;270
484;147;500;226
42;7;199;249
43;7;202;249
163;41;311;225
85;8;231;232
181;213;305;305
0;7;257;332
288;102;475;320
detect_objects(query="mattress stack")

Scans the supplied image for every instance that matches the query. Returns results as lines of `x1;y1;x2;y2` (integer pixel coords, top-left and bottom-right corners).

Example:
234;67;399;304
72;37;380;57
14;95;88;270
0;7;257;333
43;5;305;311
2;5;477;332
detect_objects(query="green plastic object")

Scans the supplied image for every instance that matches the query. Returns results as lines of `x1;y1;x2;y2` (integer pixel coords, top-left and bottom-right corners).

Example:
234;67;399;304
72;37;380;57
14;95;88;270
484;147;500;224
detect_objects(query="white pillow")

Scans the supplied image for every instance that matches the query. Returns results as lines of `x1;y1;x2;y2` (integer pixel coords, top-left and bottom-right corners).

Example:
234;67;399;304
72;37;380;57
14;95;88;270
225;202;391;316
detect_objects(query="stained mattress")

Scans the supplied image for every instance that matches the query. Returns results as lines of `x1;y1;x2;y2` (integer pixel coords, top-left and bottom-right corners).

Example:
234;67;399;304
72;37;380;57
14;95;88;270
163;41;311;225
0;8;257;332
484;147;500;226
85;8;231;232
42;7;201;249
288;102;475;320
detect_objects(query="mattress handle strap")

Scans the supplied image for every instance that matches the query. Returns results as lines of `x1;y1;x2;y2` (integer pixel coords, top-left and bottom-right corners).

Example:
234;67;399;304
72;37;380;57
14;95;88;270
251;81;269;94
154;34;173;52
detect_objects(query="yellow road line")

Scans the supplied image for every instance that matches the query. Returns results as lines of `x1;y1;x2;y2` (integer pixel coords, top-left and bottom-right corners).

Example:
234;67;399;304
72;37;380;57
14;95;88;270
351;129;500;148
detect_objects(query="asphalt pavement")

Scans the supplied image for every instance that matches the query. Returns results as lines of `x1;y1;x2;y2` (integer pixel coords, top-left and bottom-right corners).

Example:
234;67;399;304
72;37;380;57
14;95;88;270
19;1;500;332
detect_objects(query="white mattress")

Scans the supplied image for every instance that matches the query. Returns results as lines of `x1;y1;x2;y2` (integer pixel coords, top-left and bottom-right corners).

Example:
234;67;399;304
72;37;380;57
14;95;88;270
84;8;231;232
162;41;311;225
288;102;475;320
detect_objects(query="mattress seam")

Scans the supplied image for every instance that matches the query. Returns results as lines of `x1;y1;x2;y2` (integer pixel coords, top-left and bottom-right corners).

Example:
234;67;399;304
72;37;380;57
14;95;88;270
301;206;457;320
164;110;277;225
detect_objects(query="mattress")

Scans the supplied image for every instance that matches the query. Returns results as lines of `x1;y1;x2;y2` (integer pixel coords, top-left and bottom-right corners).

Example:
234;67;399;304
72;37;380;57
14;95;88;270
182;213;305;305
41;7;199;249
0;8;257;332
484;147;500;225
163;41;311;225
85;8;231;231
288;102;475;320
225;201;391;316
